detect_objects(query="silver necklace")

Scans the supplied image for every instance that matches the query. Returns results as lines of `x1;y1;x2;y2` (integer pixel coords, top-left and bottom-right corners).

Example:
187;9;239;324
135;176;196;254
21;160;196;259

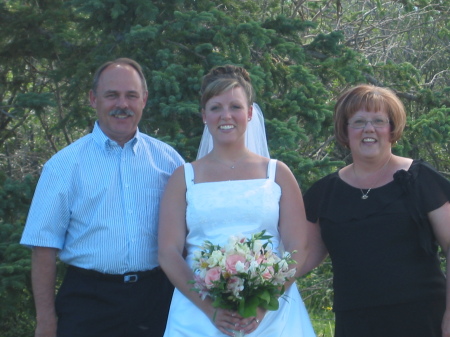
212;151;249;169
352;155;391;200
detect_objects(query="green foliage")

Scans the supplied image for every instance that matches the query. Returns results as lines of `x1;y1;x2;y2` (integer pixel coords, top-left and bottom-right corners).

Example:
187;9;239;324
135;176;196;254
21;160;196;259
0;0;449;335
298;260;334;315
298;259;335;336
401;106;450;170
0;172;36;336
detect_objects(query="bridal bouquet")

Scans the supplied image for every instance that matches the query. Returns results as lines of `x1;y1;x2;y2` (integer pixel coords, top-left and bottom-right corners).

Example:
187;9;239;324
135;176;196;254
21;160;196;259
190;230;297;318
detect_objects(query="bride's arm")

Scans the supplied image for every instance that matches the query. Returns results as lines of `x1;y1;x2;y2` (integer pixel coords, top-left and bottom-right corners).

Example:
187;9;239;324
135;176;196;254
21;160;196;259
158;166;245;336
275;161;327;284
158;166;213;313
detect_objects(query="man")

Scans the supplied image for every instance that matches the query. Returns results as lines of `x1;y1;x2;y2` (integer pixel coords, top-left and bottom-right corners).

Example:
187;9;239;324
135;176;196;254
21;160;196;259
20;58;184;337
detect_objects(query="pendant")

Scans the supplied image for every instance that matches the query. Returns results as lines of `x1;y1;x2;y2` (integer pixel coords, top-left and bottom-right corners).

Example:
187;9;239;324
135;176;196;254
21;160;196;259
361;194;369;200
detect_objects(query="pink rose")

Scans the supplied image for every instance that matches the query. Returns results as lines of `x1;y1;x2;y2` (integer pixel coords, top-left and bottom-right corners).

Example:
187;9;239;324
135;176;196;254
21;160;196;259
205;267;222;287
225;254;246;274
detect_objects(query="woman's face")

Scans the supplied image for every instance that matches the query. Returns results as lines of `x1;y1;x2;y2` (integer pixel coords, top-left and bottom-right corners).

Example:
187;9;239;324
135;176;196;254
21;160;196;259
202;86;252;147
347;109;392;161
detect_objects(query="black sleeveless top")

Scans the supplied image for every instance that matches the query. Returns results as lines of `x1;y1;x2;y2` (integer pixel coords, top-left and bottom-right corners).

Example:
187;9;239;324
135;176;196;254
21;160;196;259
303;160;449;311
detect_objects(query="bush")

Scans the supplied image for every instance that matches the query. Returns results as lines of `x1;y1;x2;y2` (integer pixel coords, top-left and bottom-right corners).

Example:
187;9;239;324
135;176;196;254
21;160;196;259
0;173;36;337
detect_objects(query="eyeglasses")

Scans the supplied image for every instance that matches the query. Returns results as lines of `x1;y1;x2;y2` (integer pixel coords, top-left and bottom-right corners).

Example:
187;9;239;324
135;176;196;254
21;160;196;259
347;118;390;129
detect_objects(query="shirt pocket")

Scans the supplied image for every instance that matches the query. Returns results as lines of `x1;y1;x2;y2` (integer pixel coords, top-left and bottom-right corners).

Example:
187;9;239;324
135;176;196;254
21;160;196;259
136;188;164;237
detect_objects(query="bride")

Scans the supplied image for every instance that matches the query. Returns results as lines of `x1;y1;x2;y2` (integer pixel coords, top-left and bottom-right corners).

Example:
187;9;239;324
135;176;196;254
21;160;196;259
158;65;316;337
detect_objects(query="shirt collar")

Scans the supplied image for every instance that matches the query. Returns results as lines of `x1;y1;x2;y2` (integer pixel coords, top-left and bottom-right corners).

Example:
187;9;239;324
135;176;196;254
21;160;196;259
92;121;140;154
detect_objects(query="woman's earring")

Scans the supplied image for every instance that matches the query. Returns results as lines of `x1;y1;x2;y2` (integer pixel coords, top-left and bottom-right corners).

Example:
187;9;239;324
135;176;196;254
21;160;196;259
248;118;251;121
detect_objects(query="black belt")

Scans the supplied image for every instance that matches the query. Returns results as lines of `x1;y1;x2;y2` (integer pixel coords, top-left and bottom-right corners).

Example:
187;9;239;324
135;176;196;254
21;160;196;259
69;265;162;283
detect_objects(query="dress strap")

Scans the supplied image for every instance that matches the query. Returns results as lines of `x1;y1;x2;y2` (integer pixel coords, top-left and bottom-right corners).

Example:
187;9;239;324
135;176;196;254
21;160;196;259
183;163;195;187
267;159;278;181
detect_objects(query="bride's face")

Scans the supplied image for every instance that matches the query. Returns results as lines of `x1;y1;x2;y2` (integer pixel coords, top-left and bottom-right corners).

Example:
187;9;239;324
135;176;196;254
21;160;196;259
202;86;252;146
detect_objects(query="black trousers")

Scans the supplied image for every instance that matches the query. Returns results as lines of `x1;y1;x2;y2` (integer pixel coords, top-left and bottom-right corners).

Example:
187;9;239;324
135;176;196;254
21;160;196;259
55;266;174;337
335;298;445;337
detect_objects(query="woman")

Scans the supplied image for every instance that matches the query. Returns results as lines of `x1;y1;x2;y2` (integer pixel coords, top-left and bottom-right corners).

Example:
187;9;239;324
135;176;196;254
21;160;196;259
303;84;450;337
158;65;316;337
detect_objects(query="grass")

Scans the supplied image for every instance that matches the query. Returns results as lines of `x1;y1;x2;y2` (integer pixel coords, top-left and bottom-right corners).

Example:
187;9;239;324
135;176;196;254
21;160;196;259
310;311;335;337
297;260;335;336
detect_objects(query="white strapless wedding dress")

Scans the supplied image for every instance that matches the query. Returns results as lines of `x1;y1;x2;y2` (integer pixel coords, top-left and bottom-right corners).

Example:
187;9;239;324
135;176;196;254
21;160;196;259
163;159;316;337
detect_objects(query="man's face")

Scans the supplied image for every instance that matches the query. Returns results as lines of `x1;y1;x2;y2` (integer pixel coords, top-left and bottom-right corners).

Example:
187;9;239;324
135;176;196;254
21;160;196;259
90;64;148;146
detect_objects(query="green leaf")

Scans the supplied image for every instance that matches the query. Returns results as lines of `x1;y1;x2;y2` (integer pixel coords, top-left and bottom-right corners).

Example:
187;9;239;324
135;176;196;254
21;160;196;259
238;295;259;318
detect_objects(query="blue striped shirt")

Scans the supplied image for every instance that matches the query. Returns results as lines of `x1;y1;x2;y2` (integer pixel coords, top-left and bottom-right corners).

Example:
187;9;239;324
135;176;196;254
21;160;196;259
21;122;184;274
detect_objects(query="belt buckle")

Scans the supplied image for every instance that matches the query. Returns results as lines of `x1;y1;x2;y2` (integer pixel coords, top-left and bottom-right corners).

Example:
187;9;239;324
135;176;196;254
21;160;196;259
124;274;138;283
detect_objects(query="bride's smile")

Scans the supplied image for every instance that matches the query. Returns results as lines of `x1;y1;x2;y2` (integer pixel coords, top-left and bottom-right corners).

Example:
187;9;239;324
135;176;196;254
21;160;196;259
202;86;252;146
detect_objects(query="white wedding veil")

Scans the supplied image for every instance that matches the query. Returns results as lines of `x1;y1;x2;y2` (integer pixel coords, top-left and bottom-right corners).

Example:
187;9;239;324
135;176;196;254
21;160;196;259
196;103;270;159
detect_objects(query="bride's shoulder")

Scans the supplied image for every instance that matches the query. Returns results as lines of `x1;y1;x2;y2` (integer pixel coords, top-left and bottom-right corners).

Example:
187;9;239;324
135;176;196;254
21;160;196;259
272;159;290;172
168;164;187;182
247;151;270;164
271;159;297;183
189;157;209;172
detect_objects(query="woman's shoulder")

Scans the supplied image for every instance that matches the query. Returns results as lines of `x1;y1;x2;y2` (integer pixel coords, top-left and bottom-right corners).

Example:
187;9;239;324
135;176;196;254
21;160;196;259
390;155;413;168
400;158;450;213
308;170;341;189
272;159;296;186
172;163;188;174
302;170;340;221
402;158;445;180
303;170;341;203
272;159;288;174
167;164;189;185
409;158;438;172
248;151;271;166
407;158;450;184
